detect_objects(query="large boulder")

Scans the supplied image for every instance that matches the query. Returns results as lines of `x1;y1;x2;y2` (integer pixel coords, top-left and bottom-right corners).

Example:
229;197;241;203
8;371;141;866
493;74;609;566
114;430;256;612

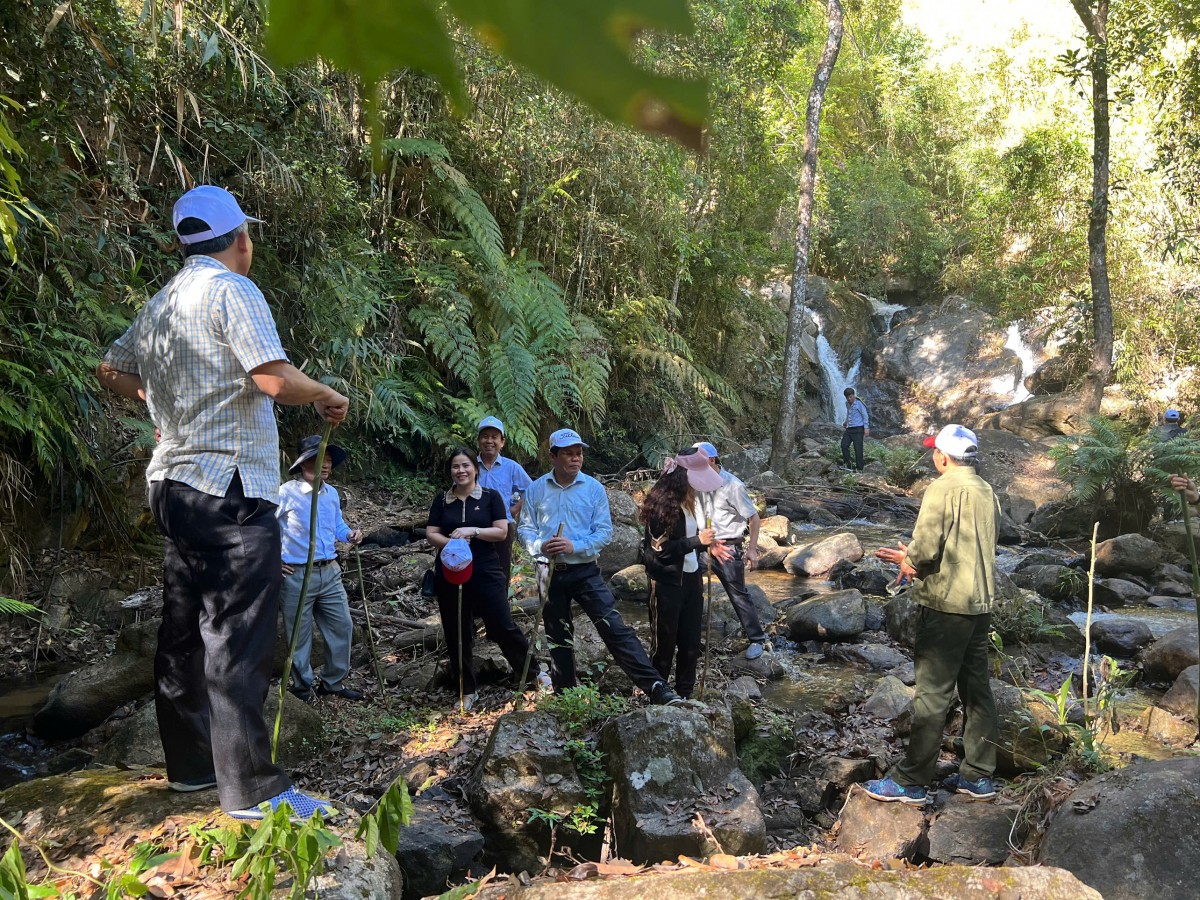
1094;533;1164;576
599;525;641;577
971;428;1070;526
608;565;649;602
1160;665;1199;721
600;705;765;863
93;692;321;770
395;789;485;899
756;542;789;569
473;859;1101;899
786;590;867;641
758;515;791;542
992;679;1059;774
605;487;639;526
884;593;919;649
1011;564;1079;601
1142;625;1200;683
861;675;914;724
926;797;1023;865
835;785;925;860
468;711;589;873
825;643;908;672
0;768;401;898
1088;617;1154;656
1040;757;1200;900
1028;499;1103;540
1092;577;1150;608
783;533;864;577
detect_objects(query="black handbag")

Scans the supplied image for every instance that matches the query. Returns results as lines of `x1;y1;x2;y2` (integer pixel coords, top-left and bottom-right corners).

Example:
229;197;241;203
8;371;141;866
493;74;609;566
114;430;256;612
420;567;436;598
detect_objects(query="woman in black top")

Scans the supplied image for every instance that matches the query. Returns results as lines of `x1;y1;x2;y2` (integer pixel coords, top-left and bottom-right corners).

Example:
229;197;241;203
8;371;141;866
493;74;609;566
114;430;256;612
427;448;539;708
640;450;725;698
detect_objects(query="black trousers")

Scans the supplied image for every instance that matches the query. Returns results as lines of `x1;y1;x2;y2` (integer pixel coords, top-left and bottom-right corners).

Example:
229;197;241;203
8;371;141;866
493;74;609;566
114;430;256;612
841;426;865;471
710;544;768;644
650;571;703;698
436;563;533;694
149;474;290;811
496;523;516;589
542;562;662;693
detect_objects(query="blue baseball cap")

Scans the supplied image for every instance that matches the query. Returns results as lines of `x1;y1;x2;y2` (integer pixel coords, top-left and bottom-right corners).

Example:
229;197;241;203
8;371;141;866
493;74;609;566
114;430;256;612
173;185;262;244
692;441;719;459
1165;409;1182;422
549;428;589;450
477;416;505;435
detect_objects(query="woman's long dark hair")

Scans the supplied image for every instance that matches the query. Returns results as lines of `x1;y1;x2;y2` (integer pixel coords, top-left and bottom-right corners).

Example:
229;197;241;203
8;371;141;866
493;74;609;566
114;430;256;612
639;466;690;531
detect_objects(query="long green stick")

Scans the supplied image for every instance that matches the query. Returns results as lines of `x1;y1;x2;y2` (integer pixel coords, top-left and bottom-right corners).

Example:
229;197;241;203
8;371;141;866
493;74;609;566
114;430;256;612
514;522;564;709
272;424;330;762
699;496;715;699
1177;490;1200;723
457;582;466;713
1082;522;1099;716
353;544;386;695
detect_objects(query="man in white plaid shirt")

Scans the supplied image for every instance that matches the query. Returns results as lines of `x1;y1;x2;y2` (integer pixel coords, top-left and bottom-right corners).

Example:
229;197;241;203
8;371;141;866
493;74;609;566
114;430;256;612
97;185;348;821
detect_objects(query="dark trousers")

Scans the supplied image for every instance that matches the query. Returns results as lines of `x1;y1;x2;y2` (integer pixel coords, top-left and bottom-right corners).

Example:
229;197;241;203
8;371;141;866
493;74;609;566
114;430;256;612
894;606;999;787
436;564;532;694
650;571;703;698
841;426;865;471
149;475;290;812
710;545;768;644
496;523;516;590
542;562;662;693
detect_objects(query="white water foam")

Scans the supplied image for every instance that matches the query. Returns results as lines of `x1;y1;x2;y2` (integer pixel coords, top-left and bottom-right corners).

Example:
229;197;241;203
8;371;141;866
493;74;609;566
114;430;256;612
988;322;1038;406
868;296;907;333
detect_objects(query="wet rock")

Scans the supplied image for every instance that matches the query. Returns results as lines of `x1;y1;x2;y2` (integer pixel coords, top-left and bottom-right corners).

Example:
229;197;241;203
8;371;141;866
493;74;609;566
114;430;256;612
1155;519;1200;561
1011;564;1079;601
395;789;485;899
1029;499;1102;540
93;691;321;770
807;507;842;526
605;487;639;526
864;600;886;631
826;642;908;671
1136;706;1197;747
1092;577;1150;607
759;776;827;826
725;675;762;700
1160;665;1199;721
1143;625;1200;683
747;470;787;490
1150;585;1193;600
600;705;765;863
840;557;893;596
473;859;1102;899
755;542;788;569
992;679;1058;774
1093;533;1164;576
1040;756;1200;900
1153;562;1193;587
786;589;867;641
887;660;916;685
835;785;926;860
728;698;755;742
862;675;914;724
758;515;790;541
927;796;1022;865
468;711;588;873
1088;617;1154;656
608;565;649;602
884;592;919;648
727;653;787;681
598;524;641;577
783;532;864;576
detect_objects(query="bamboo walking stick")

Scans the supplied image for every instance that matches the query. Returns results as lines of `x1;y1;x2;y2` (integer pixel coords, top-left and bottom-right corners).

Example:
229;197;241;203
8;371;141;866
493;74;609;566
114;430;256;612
272;423;330;762
699;496;715;699
1177;489;1200;723
457;581;466;713
514;522;564;709
353;544;386;696
1082;522;1099;715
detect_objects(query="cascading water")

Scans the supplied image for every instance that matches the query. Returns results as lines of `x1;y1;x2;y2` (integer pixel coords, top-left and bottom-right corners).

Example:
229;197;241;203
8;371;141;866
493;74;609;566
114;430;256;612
809;296;907;423
989;322;1038;406
868;297;907;333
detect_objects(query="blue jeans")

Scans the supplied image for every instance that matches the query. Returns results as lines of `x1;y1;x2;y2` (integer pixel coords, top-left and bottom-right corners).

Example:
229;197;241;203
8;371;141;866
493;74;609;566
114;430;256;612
280;562;353;691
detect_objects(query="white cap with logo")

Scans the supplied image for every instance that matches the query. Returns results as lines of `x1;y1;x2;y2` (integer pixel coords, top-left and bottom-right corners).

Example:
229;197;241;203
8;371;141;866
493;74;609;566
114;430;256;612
173;185;263;245
923;424;979;460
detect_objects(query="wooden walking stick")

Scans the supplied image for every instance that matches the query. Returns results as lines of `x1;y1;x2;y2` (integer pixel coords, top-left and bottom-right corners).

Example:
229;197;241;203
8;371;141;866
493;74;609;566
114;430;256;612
514;522;564;709
1177;488;1200;723
353;544;386;696
457;581;467;713
272;423;330;762
699;496;716;699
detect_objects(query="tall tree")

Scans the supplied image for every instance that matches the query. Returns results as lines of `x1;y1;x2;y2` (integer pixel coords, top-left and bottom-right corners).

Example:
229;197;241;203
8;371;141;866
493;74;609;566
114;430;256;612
1070;0;1114;414
771;0;844;472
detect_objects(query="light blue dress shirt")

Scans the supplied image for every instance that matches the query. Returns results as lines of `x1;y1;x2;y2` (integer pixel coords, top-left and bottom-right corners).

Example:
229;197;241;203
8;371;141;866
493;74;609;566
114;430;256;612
477;454;533;522
518;471;612;565
277;479;353;564
845;398;870;429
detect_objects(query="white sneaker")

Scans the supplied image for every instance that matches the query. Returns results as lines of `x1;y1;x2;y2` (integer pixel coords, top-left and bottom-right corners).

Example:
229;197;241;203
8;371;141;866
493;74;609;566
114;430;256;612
536;672;553;692
460;692;479;712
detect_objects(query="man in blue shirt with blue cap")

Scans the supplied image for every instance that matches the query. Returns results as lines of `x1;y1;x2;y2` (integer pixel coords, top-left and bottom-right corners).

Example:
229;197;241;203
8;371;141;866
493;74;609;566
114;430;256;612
519;429;683;705
476;416;532;587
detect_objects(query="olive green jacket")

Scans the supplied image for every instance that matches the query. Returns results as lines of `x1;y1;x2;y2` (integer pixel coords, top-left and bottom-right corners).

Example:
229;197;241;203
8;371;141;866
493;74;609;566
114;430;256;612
903;465;1001;615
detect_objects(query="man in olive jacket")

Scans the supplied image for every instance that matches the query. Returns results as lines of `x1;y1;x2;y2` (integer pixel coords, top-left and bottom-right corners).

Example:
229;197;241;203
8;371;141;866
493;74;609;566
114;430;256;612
864;424;1002;806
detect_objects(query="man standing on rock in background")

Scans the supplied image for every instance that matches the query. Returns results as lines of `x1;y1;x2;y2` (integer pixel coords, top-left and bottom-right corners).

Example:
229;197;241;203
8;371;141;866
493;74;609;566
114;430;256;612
863;424;1002;807
96;185;347;821
476;416;532;588
841;387;870;472
692;441;769;660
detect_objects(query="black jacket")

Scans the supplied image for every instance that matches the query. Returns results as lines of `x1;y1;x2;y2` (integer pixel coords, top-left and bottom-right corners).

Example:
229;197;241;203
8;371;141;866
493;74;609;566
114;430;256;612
642;510;703;586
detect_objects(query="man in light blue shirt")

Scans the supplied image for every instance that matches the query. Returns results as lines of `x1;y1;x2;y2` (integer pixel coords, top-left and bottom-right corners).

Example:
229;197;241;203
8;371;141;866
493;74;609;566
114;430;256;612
277;435;364;703
519;429;682;705
476;416;532;585
841;387;871;472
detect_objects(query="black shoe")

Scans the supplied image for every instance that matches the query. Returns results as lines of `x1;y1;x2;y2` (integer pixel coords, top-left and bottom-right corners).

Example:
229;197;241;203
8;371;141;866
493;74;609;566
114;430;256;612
316;683;364;701
649;681;685;706
288;685;313;704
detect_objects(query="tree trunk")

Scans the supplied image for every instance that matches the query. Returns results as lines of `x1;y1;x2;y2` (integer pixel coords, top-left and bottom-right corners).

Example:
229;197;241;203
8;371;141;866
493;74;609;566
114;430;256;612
770;0;844;474
1071;0;1113;415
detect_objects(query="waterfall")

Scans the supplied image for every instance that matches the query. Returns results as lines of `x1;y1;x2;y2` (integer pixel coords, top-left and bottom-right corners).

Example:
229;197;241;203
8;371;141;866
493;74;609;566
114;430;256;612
808;307;862;423
989;322;1038;406
868;296;907;333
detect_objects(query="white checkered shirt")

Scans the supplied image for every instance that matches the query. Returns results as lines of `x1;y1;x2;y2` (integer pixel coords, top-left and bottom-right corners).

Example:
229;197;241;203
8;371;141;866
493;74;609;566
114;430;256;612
104;255;288;501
